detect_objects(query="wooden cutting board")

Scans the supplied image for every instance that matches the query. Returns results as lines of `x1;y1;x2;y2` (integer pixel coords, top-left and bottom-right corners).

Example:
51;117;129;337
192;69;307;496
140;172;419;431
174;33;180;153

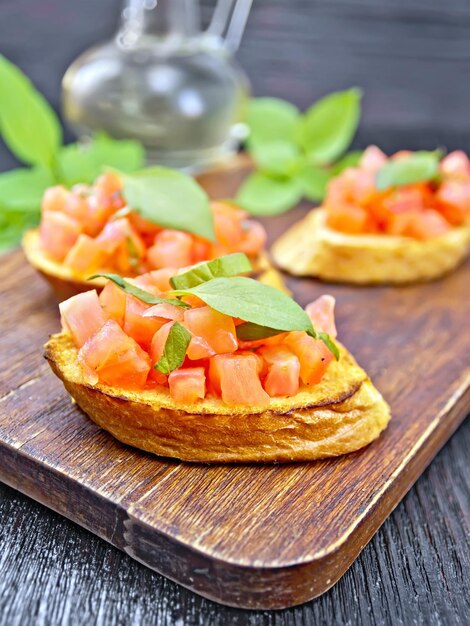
0;158;469;610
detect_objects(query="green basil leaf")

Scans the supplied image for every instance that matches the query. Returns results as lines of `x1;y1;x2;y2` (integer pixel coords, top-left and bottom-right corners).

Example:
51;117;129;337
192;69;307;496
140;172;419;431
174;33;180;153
296;164;331;201
154;322;192;375
0;205;39;253
170;253;252;290
236;323;284;342
88;273;189;308
236;172;302;216
170;276;314;333
300;88;362;165
247;98;300;146
375;151;441;190
0;167;53;212
0;55;62;169
318;331;340;361
122;167;215;241
249;140;301;176
58;134;145;186
330;150;363;175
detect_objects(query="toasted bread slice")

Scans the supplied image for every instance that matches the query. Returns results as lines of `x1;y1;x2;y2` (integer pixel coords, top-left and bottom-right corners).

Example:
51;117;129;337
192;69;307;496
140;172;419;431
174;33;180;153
23;229;277;300
272;208;470;284
45;333;390;463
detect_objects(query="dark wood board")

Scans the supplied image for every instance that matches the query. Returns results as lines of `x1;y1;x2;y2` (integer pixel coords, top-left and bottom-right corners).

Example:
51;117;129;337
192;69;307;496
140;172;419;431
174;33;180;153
0;160;469;610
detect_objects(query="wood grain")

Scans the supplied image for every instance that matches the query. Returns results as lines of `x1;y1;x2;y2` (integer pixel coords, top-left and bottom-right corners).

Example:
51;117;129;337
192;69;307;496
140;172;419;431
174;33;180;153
0;159;469;609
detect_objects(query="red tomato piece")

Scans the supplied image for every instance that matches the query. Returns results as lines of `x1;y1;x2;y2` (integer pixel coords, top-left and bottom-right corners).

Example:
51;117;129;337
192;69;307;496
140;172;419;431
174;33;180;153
79;319;150;388
150;321;174;364
435;180;470;225
209;353;270;406
183;306;237;355
238;220;267;256
63;234;106;274
142;302;184;321
59;290;107;348
439;151;470;180
99;281;127;326
258;346;300;397
124;296;166;350
283;332;333;386
326;202;371;234
39;211;82;260
359;145;387;172
168;367;206;403
305;295;337;338
41;185;69;213
147;230;193;269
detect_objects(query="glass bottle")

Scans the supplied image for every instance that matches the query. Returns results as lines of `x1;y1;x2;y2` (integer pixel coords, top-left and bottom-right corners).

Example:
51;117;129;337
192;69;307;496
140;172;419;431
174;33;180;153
62;0;253;170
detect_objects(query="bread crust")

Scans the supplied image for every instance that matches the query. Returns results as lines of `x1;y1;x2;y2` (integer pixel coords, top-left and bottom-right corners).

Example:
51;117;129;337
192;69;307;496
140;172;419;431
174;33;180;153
272;208;470;284
23;229;274;300
44;333;390;463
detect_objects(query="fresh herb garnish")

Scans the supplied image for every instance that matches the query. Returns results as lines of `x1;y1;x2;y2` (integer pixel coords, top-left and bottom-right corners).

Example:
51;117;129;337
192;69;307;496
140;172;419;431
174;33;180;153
237;88;362;215
236;323;284;342
154;322;192;375
375;151;442;190
88;273;189;308
170;253;252;290
0;55;145;252
122;167;215;241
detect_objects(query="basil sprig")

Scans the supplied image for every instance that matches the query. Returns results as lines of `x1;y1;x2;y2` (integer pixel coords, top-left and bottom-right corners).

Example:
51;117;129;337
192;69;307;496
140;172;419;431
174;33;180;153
169;276;339;358
375;151;442;190
88;273;189;308
237;89;362;216
0;55;144;253
170;253;252;290
122;167;214;242
154;322;192;375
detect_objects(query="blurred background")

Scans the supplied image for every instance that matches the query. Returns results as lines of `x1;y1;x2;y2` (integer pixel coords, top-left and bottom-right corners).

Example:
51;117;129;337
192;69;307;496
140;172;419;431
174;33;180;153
1;0;469;168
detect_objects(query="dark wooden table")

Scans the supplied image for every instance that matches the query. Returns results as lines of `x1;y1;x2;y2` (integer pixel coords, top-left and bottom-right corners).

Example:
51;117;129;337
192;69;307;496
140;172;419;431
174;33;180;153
0;1;469;624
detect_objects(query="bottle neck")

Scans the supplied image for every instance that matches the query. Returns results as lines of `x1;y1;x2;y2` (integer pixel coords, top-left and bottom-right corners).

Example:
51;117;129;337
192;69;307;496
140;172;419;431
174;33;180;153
119;0;201;48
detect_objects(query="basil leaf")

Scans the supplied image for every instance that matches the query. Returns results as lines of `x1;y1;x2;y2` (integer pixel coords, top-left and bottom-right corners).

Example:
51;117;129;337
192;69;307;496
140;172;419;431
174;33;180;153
122;167;214;241
170;276;314;333
296;164;331;201
318;331;340;361
0;167;53;212
58;133;144;186
300;88;362;165
375;151;441;190
154;322;191;375
0;55;62;170
236;172;302;216
170;253;252;290
88;273;189;308
236;323;284;342
247;98;300;146
250;140;301;176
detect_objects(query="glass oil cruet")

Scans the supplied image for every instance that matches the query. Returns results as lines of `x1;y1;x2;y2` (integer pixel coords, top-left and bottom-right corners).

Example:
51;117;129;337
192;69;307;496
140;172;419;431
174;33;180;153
62;0;253;170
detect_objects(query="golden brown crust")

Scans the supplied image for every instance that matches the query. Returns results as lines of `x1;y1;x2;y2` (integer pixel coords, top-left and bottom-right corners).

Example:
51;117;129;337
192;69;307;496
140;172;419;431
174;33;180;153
271;208;470;284
23;228;275;300
44;333;390;463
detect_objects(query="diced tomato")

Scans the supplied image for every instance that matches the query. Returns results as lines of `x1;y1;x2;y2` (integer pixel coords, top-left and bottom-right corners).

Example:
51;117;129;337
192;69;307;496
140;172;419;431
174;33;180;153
306;295;337;337
183;306;237;355
325;202;371;234
258;346;300;397
63;234;106;274
238;220;267;256
209;353;270;406
213;202;245;248
191;238;212;264
435;180;470;225
388;209;451;239
79;319;150;388
142;302;184;321
129;212;161;237
124;296;166;349
94;172;123;198
150;321;174;364
284;331;333;386
147;230;193;269
168;367;206;403
181;295;206;308
186;335;215;360
41;185;69;213
96;218;130;254
63;185;91;224
359;146;387;172
59;290;107;348
439;151;470;180
99;281;127;326
40;211;82;261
